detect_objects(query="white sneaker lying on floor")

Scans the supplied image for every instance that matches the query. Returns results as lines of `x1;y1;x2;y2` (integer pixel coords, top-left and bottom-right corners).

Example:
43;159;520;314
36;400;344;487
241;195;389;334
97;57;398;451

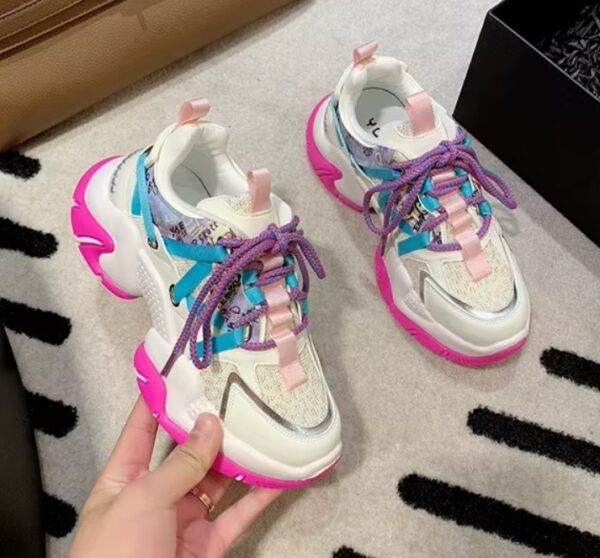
72;100;341;489
307;42;530;366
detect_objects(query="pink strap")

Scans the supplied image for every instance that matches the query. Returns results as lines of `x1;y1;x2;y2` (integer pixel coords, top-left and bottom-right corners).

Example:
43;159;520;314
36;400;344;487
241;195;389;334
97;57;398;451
353;41;378;66
247;168;271;213
405;91;435;136
271;329;306;390
440;190;491;281
454;229;491;280
263;283;289;309
262;282;306;390
178;99;210;126
261;254;283;272
431;170;455;185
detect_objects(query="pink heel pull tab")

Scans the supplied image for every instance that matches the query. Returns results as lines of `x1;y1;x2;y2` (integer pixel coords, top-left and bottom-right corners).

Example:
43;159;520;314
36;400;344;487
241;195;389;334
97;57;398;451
178;99;210;126
353;41;378;66
247;168;272;213
405;91;436;136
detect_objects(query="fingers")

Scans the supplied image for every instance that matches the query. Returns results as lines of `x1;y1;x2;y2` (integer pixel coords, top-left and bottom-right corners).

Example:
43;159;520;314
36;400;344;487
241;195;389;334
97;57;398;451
141;413;222;505
102;397;158;483
214;488;281;548
195;470;232;509
179;470;232;527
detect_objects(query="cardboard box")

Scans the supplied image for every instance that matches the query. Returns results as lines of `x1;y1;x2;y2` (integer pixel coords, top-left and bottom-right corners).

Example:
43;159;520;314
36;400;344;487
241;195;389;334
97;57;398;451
454;0;600;246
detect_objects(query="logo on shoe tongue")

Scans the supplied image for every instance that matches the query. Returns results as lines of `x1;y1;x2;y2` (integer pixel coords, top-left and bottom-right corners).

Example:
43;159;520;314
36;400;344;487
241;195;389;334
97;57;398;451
163;217;235;246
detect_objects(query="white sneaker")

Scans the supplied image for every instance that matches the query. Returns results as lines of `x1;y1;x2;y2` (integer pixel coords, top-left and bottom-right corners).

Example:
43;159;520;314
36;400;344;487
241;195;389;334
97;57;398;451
72;100;341;488
307;42;530;366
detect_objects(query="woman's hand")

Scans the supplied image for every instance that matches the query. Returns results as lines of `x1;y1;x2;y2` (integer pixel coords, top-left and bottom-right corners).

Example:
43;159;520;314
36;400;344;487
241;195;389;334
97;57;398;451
69;398;281;558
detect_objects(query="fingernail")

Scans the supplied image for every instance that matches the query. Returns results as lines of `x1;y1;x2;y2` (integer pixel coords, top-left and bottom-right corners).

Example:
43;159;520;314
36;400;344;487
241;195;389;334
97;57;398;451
192;413;215;440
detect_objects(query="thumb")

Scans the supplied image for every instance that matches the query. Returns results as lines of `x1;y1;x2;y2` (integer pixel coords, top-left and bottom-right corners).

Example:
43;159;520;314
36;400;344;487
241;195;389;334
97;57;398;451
142;413;222;505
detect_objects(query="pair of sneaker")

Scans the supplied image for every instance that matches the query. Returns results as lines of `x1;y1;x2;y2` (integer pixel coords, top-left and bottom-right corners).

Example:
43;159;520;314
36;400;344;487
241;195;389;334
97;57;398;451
71;43;530;489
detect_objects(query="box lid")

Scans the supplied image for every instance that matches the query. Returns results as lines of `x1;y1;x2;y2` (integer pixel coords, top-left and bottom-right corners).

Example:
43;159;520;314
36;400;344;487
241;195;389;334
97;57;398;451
0;0;120;56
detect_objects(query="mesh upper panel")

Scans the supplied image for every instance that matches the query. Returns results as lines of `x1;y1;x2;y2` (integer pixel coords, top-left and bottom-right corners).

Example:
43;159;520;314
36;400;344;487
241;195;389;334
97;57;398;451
255;342;329;428
196;343;328;429
403;259;427;290
201;360;240;410
443;236;514;312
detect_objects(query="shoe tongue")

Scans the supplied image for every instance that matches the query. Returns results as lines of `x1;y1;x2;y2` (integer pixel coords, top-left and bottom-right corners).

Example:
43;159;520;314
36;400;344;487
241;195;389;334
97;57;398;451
195;169;279;239
375;91;450;161
195;195;280;239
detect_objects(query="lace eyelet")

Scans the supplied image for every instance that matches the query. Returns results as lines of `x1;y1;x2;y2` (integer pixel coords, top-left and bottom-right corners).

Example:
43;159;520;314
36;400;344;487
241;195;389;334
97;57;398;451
148;238;159;250
244;324;253;342
169;284;180;307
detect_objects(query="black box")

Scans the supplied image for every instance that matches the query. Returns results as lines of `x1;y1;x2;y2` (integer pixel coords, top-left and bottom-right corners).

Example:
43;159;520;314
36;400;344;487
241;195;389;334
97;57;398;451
454;0;600;246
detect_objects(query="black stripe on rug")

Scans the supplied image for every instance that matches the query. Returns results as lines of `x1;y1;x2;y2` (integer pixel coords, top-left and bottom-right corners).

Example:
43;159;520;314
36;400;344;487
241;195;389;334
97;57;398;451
541;348;600;391
0;217;58;258
25;390;78;438
333;547;372;558
468;406;600;474
0;298;71;345
398;474;600;557
43;492;77;538
0;151;41;179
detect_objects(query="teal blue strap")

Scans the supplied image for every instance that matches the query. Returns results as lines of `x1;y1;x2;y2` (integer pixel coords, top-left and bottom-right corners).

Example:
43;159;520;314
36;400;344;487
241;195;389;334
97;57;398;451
243;269;258;284
212;311;226;331
171;261;212;305
131;181;141;216
164;238;228;262
420;178;441;211
286;270;299;289
479;200;492;216
197;327;245;360
330;101;355;163
363;167;401;182
399;220;414;237
242;269;264;306
164;240;229;306
134;152;157;246
300;299;309;316
397;231;431;256
245;287;265;306
460;175;473;198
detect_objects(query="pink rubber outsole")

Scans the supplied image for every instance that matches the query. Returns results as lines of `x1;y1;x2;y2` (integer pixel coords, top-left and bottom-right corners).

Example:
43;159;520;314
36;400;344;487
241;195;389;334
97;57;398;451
374;250;527;366
306;97;526;366
306;94;363;212
71;157;136;300
134;344;340;490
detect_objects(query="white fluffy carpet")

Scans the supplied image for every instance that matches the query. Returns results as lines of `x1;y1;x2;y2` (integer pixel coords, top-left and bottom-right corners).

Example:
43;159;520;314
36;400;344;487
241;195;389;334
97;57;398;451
2;0;600;556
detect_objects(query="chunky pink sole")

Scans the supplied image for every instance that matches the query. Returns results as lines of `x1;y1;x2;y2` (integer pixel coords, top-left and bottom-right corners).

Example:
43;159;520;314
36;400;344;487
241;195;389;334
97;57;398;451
306;95;363;212
374;250;527;366
71;157;137;300
134;344;339;489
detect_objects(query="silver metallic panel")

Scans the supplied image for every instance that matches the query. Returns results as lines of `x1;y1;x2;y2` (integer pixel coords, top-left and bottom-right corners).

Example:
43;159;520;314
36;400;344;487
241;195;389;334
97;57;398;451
219;372;334;435
419;270;518;320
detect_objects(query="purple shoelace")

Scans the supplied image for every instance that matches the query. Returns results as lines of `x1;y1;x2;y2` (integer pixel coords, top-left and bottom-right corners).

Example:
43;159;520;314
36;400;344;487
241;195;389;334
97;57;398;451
362;129;517;251
161;216;325;375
